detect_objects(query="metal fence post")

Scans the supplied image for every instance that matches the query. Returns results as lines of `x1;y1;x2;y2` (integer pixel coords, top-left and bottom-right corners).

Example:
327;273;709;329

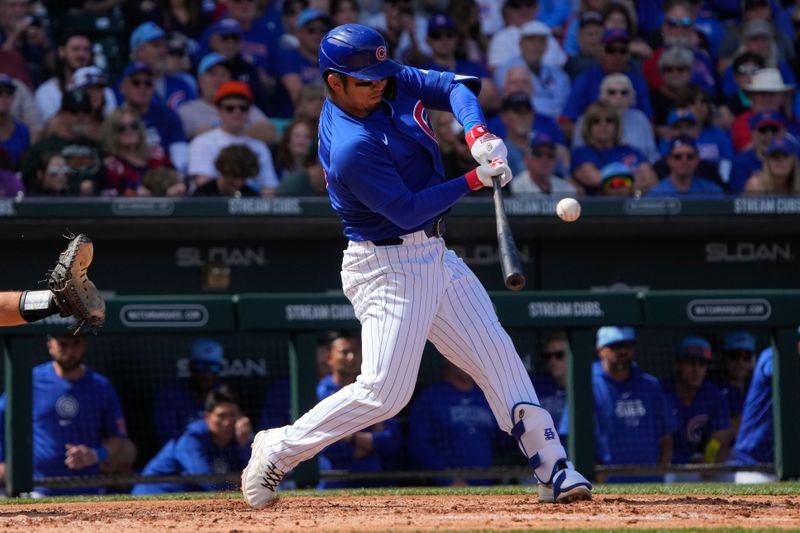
287;333;319;488
3;336;33;496
772;327;800;480
567;329;595;480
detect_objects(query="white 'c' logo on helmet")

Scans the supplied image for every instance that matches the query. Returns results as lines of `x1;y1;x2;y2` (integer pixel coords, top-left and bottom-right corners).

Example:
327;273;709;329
375;46;387;61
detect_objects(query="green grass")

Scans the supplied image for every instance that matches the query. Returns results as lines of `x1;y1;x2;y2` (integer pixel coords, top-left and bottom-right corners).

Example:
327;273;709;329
2;481;799;505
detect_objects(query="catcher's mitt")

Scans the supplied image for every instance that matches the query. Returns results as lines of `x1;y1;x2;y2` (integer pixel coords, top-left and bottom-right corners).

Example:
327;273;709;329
48;233;106;332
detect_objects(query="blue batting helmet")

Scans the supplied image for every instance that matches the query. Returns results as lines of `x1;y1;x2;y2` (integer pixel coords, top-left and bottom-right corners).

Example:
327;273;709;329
319;24;403;81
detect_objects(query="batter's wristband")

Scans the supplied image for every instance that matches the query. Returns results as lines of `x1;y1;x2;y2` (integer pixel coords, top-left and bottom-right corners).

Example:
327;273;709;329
464;124;488;150
94;446;108;462
19;290;59;323
464;169;483;191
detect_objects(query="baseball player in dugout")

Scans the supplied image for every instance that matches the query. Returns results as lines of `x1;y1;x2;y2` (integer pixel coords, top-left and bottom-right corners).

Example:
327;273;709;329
0;233;105;331
242;24;592;508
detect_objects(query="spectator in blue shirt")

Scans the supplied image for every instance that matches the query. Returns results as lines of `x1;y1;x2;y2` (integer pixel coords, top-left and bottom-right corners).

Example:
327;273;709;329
277;9;330;114
0;74;28;169
743;134;800;195
559;326;675;483
153;338;225;445
662;336;731;477
730;110;790;193
648;136;726;196
408;357;499;485
132;385;253;494
317;329;402;488
532;331;568;425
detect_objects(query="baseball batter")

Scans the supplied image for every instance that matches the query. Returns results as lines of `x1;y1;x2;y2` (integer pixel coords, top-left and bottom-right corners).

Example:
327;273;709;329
242;24;592;508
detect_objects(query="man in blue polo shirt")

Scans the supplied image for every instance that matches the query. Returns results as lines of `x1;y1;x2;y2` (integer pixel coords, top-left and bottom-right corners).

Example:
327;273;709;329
662;336;731;480
561;326;675;482
648;136;725;197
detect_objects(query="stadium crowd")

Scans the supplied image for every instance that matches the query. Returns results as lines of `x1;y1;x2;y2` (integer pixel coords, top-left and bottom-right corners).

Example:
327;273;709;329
0;0;800;198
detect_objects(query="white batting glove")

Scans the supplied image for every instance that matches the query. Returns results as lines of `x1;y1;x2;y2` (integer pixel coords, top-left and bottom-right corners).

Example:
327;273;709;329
465;124;508;166
465;158;513;191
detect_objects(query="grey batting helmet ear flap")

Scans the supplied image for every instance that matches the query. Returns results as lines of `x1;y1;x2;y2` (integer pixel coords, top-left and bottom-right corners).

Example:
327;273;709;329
319;24;404;80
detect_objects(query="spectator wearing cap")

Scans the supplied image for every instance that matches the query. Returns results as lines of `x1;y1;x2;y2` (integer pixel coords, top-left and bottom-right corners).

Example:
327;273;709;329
0;74;28;168
641;3;716;96
68;66;118;141
719;0;795;73
20;88;102;195
499;91;568;177
421;13;499;116
366;0;432;66
559;327;675;483
678;85;736;181
661;336;731;475
730;68;798;154
118;62;189;175
649;46;696;134
494;21;570;119
188;81;278;196
178;53;276;145
723;51;766;116
207;17;276;118
153;338;227;445
561;29;653;141
744;134;800;194
511;131;576;195
729;109;789;192
717;331;758;444
564;11;604;80
730;327;800;482
277;8;331;111
570;101;658;196
128;22;197;111
34;32;94;124
649;135;725;196
598;162;634;197
488;0;567;73
573;73;659;163
602;3;653;64
654;108;725;187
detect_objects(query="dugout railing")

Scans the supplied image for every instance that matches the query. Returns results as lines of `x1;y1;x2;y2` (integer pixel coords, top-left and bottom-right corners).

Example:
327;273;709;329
3;290;799;496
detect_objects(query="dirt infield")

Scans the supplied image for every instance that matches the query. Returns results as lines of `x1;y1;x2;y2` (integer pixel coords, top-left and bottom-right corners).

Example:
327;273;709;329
1;494;799;532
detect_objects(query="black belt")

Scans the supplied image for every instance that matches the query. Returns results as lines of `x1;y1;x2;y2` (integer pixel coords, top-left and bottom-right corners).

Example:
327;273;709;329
371;218;446;246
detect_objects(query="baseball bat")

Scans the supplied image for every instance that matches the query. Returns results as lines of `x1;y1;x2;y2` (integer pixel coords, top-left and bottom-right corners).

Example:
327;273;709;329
491;176;526;291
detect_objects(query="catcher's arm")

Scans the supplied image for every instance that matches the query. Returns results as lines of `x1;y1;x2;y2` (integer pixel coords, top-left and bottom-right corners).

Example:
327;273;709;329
18;233;105;332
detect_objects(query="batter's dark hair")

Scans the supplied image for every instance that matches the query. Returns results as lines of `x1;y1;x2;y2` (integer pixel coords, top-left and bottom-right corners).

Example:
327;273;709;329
204;384;239;412
214;144;260;179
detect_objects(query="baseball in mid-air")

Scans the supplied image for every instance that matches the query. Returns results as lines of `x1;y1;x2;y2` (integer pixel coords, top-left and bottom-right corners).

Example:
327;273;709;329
556;197;581;222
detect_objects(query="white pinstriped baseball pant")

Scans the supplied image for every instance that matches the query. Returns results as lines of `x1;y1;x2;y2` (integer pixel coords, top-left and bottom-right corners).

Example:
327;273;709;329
265;229;540;473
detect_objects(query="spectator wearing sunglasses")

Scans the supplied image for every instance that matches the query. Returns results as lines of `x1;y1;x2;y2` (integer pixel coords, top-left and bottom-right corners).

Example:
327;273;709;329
650;46;696;136
188;81;278;196
648;135;724;196
511;131;576;195
718;0;795;74
564;11;604;81
654;108;725;187
560;29;653;141
661;336;731;477
731;68;799;154
679;86;734;181
723;51;765;116
277;9;331;113
573;73;659;163
744;134;800;195
559;326;676;483
153;338;227;446
642;2;716;95
598;162;634;197
117;62;189;175
532;331;569;426
27;151;68;196
730;109;792;192
570;101;657;195
602;3;653;64
717;331;757;447
0;73;27;168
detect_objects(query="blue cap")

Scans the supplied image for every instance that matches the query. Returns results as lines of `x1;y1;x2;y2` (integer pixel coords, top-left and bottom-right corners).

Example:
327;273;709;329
749;110;786;130
296;8;330;29
723;330;756;352
129;22;166;50
678;335;712;361
0;73;15;88
211;17;242;37
428;12;455;36
596;326;636;348
667;134;697;155
766;135;799;156
667;109;697;127
122;62;153;79
198;52;227;76
191;338;224;370
529;131;555;148
603;29;630;45
600;162;633;181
